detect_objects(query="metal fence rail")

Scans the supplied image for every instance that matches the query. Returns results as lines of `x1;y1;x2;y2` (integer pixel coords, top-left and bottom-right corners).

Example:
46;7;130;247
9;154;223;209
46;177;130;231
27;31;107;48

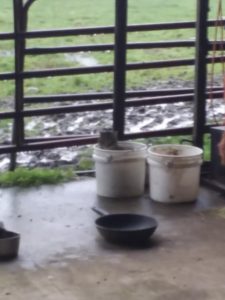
0;0;222;167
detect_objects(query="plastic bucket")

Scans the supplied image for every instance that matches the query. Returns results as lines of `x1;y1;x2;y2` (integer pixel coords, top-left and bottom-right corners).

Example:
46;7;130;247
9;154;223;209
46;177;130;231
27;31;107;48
147;144;203;203
93;141;147;198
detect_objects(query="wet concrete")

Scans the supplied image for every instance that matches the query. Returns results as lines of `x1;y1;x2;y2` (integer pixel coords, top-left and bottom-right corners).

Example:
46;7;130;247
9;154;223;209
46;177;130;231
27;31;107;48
0;178;225;299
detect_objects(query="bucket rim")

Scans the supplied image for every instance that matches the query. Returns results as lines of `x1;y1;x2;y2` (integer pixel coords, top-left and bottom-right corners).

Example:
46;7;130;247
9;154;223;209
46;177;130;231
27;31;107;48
148;144;203;158
94;141;147;153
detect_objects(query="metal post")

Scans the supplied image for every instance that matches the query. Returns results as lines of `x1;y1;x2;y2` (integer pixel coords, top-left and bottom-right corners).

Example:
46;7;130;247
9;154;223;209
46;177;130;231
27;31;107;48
10;0;26;170
113;0;127;139
193;0;209;148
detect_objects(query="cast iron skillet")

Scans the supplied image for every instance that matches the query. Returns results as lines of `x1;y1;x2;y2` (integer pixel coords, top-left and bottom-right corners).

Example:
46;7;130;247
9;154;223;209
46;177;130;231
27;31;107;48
92;207;158;245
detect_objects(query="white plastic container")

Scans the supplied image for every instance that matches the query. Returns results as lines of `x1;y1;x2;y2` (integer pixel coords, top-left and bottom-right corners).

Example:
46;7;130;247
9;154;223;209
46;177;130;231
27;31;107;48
93;141;147;198
147;144;203;203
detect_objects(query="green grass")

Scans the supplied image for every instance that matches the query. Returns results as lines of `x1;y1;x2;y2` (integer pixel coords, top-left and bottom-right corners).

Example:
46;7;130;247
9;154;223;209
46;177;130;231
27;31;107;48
0;167;75;187
0;0;221;100
0;119;11;129
75;157;94;171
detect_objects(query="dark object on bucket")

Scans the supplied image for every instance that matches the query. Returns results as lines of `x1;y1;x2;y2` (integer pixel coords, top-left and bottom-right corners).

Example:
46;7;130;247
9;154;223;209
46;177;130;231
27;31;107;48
98;129;118;149
92;207;158;245
0;227;20;260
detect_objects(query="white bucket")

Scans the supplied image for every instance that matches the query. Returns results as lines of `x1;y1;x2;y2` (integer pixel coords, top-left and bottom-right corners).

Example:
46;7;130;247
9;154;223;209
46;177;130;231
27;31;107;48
93;141;147;198
147;144;203;203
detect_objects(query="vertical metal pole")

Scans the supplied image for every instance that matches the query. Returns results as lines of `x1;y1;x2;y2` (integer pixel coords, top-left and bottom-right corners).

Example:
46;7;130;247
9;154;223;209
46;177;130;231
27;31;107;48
10;0;25;170
113;0;127;140
193;0;209;148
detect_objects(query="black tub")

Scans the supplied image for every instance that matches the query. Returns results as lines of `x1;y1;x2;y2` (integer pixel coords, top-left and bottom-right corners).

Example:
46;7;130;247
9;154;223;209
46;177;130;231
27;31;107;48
0;230;20;260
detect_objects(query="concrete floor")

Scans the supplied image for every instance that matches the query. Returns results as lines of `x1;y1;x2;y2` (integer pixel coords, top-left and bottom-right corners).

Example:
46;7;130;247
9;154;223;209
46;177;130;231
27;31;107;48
1;178;225;299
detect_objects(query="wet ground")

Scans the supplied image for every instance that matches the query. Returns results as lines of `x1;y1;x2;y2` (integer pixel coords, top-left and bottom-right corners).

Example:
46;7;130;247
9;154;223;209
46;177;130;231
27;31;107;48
0;78;224;172
0;178;225;299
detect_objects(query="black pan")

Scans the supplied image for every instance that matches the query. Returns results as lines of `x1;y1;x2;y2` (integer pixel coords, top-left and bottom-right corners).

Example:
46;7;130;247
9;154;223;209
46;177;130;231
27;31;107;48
92;207;158;245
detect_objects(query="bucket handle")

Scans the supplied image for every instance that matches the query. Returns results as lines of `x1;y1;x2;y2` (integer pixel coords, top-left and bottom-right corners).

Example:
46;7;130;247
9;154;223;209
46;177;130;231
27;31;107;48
164;159;203;168
93;154;146;163
93;154;112;163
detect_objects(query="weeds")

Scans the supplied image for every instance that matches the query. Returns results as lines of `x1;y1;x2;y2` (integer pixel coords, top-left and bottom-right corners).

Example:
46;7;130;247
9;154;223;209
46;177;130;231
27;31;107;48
0;167;75;187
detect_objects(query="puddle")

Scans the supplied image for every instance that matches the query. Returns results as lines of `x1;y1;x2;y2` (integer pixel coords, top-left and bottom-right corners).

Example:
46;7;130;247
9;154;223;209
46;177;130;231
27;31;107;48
64;53;99;66
0;50;14;58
